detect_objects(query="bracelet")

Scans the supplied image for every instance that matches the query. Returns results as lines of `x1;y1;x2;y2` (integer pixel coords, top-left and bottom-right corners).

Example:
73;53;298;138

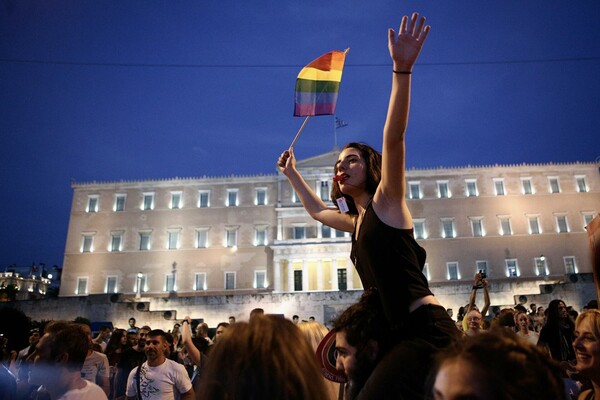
472;285;479;290
393;70;412;74
182;320;189;324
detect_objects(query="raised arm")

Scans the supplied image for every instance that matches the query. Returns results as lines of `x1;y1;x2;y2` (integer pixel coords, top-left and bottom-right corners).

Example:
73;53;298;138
180;316;201;366
278;147;354;232
375;13;430;229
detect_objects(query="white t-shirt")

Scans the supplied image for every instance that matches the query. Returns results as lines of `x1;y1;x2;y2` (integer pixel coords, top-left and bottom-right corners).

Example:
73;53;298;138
56;379;108;400
126;359;192;400
81;351;110;383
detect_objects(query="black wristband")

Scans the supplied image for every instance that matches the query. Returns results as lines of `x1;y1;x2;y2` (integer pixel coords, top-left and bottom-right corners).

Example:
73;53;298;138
393;70;412;74
472;285;479;290
182;320;189;324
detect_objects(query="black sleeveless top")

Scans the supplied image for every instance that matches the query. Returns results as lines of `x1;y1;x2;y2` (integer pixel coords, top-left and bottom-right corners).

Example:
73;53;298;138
351;202;433;328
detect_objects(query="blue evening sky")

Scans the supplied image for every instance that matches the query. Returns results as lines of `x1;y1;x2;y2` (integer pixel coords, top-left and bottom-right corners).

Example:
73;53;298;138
1;1;599;268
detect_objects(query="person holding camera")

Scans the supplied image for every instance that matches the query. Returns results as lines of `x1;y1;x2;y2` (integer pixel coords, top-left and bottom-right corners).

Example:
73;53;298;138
462;271;490;334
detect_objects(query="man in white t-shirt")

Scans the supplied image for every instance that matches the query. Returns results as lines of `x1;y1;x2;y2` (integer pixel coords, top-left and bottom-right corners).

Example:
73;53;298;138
29;321;107;400
126;329;194;400
79;323;110;396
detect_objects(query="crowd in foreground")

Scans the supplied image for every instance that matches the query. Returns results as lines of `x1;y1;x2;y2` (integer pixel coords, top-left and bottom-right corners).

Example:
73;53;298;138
0;297;598;400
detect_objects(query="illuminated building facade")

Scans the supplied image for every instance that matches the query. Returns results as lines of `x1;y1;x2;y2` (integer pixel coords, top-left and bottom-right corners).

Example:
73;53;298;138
60;151;599;308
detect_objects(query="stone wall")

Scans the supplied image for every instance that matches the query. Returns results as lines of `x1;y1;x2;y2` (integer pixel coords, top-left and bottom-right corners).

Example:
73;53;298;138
4;274;596;331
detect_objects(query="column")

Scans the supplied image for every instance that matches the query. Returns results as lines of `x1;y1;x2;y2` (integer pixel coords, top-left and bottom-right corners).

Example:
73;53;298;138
274;259;282;292
287;260;295;293
331;259;339;291
302;260;309;292
316;259;324;291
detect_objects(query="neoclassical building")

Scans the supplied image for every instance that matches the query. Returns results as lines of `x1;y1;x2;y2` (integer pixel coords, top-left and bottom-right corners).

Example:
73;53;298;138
60;151;599;307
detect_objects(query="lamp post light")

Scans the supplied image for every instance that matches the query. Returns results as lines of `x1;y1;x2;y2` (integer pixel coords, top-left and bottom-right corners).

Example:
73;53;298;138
136;272;143;299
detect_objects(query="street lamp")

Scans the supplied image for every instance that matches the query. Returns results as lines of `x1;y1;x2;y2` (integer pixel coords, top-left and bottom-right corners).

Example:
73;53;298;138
136;272;143;299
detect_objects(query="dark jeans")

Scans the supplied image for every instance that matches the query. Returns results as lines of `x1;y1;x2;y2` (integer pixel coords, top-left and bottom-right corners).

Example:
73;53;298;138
357;304;461;400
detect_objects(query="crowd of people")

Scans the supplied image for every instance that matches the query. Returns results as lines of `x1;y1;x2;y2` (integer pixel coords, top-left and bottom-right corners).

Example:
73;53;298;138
1;10;599;400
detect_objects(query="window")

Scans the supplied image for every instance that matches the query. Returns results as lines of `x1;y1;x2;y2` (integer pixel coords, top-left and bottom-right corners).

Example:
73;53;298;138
534;256;548;276
441;219;455;239
548;177;560;193
334;229;347;238
447;262;460;280
293;225;306;240
139;231;151;251
225;272;236;290
76;277;88;295
194;273;207;291
225;228;238;248
110;233;123;252
319;181;329;201
142;193;154;210
521;178;534;195
564;256;577;274
255;188;267;205
226;189;239;207
167;230;180;249
321;224;331;238
505;259;519;277
114;194;126;212
408;181;421;199
465;179;478;197
555;214;569;233
423;263;430;280
81;234;94;253
528;215;541;235
255;270;267;289
476;260;488;277
469;217;484;237
583;212;596;228
105;276;118;294
437;181;450;198
293;270;303;291
576;176;588;193
170;192;182;209
255;226;267;246
413;219;426;239
292;190;300;204
198;190;210;208
337;268;347;291
494;179;506;196
87;196;99;213
499;216;512;236
165;274;176;292
196;228;209;248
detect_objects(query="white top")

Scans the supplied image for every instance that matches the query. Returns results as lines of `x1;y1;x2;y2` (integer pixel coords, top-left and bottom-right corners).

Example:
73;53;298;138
56;379;108;400
126;359;192;400
81;351;110;382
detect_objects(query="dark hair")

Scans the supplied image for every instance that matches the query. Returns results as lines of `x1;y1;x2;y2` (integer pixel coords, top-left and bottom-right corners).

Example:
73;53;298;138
332;289;393;355
105;328;126;360
431;328;564;400
545;299;574;331
147;329;168;342
45;322;90;371
200;315;328;399
216;322;230;330
330;143;382;216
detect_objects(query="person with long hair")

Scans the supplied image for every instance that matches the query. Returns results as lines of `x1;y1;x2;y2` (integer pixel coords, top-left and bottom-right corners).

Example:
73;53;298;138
278;12;459;399
539;299;576;375
199;315;328;399
573;309;600;400
105;328;127;399
297;321;340;400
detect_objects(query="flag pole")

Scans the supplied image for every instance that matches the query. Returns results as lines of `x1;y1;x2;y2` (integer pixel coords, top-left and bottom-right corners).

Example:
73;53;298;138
289;115;311;149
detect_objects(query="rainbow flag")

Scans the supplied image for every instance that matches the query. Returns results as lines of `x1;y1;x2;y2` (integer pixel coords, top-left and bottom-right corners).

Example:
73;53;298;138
294;49;348;117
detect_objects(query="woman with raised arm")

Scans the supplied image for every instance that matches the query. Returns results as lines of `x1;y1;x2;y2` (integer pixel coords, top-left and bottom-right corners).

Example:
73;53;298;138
278;12;460;399
279;12;456;333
